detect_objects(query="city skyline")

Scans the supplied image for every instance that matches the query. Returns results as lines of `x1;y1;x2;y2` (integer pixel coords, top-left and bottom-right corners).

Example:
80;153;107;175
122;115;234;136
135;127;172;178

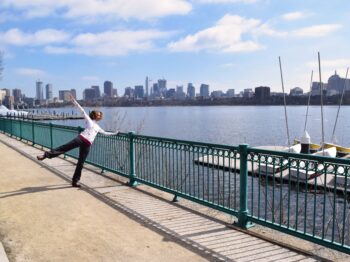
0;1;350;98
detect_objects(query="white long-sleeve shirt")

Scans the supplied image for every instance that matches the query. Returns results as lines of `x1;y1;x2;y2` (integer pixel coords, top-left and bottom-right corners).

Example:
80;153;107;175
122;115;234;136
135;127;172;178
72;99;117;145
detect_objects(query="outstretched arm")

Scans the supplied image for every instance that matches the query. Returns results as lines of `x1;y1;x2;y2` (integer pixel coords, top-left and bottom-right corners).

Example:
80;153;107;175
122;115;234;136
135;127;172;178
99;128;119;136
69;94;90;121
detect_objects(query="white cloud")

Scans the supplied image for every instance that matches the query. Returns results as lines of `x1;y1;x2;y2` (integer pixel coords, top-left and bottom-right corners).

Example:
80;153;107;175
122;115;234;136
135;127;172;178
47;30;173;56
16;68;46;77
1;0;192;20
168;14;276;53
292;24;342;37
281;11;308;21
0;28;70;46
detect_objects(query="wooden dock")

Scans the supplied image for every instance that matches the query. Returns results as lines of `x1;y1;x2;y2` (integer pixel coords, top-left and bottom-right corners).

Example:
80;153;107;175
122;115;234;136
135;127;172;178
194;150;350;194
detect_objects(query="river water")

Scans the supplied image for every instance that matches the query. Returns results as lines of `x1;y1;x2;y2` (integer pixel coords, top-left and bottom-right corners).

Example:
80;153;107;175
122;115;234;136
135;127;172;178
36;105;350;147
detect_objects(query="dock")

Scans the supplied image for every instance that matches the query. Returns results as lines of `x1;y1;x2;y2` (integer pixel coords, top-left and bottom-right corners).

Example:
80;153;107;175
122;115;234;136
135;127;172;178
194;150;350;195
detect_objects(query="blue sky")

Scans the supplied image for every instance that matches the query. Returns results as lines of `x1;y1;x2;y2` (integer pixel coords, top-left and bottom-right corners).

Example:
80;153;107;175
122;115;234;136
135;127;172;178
0;0;350;99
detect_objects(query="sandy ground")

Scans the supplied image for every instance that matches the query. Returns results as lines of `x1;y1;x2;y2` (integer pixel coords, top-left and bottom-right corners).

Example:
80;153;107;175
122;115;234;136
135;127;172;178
0;142;207;262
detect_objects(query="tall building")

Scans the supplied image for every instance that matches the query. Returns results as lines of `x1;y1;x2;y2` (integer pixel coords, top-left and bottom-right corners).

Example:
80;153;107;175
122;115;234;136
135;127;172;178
255;86;270;100
12;89;22;103
124;87;134;98
145;77;149;98
311;82;327;96
104;81;113;97
326;72;350;96
83;88;96;100
175;85;185;99
200;84;209;97
45;84;53;100
134;85;144;98
158;79;167;97
91;85;100;98
243;88;254;98
187;83;195;98
70;89;76;99
211;90;223;98
226;89;235;98
36;81;44;100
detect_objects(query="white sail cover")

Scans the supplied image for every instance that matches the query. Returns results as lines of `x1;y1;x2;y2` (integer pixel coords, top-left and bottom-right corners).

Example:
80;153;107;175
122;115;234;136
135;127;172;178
0;105;28;116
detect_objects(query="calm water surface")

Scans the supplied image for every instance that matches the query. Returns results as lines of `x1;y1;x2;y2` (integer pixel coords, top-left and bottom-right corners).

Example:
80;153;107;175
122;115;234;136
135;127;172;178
37;105;350;147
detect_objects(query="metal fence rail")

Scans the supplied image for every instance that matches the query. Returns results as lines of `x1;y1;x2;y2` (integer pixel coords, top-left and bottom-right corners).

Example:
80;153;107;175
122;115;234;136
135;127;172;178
0;117;349;254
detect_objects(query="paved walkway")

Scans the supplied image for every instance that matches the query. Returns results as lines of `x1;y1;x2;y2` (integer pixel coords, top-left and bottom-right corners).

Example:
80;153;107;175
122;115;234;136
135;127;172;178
0;132;328;261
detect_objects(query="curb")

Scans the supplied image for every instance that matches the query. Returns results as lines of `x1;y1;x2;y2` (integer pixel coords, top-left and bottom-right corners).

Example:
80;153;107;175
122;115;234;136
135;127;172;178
0;242;9;262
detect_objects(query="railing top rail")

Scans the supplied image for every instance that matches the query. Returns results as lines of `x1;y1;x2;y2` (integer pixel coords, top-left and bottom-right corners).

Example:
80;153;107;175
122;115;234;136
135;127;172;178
131;133;239;151
249;146;350;165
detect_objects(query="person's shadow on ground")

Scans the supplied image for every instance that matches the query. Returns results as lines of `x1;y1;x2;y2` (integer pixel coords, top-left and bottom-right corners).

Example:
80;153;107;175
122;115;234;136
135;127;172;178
0;184;72;199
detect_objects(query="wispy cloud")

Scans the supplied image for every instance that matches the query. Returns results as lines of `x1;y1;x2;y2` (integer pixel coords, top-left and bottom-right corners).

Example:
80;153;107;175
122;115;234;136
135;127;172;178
16;68;46;77
281;11;308;21
1;0;192;21
0;28;70;46
291;24;342;37
47;30;173;56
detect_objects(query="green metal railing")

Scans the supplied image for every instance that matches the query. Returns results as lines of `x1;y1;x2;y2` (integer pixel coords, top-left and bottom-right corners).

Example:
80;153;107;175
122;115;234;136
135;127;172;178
0;116;349;254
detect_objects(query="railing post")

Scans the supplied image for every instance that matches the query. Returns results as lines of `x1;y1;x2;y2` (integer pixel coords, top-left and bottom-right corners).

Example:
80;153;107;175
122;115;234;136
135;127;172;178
128;131;138;187
32;119;35;146
19;119;22;140
50;123;53;149
235;144;254;229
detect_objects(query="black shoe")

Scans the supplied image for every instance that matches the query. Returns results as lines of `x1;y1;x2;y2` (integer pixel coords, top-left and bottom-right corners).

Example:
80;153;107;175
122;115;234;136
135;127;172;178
37;155;46;161
72;182;81;188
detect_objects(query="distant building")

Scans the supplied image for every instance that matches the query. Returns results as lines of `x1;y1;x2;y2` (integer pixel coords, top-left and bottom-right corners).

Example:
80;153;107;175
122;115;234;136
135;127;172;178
166;88;176;98
255;86;270;100
70;89;76;99
12;89;22;103
134;85;144;98
200;84;210;97
310;82;327;96
290;87;303;96
83;88;96;100
59;90;72;102
145;77;149;98
243;88;254;98
226;89;235;98
36;81;44;100
175;85;186;99
152;83;160;97
2;88;10;96
91;85;101;98
112;88;118;97
124;87;134;98
326;72;350;96
104;81;113;97
187;83;195;99
3;95;14;109
158;79;167;97
0;89;7;103
211;90;223;98
46;84;53;100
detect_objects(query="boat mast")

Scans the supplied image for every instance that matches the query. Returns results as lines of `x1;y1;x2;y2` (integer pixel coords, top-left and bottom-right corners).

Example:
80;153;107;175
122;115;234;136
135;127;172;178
304;70;313;133
331;67;349;143
317;52;325;151
278;56;291;148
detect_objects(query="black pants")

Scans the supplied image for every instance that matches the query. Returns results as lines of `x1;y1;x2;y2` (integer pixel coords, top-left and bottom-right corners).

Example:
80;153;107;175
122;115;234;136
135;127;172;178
45;136;91;183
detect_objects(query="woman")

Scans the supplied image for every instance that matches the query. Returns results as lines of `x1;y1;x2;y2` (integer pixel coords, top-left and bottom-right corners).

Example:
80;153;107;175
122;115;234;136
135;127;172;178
37;95;119;187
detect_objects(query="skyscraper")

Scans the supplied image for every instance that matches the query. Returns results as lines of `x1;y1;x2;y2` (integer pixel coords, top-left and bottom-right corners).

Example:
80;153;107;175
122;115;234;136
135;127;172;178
187;83;195;98
91;85;101;98
104;81;113;97
200;84;209;97
134;85;144;98
46;84;53;100
36;80;44;100
12;89;22;103
145;77;149;98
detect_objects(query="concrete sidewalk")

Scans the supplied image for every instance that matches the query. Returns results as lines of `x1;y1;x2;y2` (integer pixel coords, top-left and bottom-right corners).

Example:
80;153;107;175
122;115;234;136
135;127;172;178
0;132;338;261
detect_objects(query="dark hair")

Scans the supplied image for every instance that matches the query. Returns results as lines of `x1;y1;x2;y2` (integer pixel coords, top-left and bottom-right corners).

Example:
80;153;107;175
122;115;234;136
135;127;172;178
89;110;102;120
